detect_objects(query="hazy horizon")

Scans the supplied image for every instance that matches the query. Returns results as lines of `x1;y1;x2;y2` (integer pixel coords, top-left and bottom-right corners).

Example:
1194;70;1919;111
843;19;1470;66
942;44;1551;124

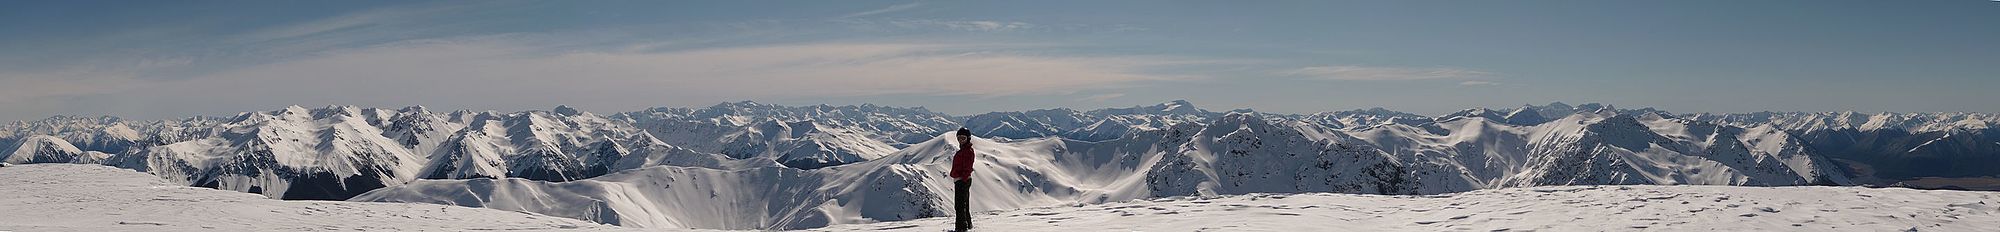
13;99;1999;123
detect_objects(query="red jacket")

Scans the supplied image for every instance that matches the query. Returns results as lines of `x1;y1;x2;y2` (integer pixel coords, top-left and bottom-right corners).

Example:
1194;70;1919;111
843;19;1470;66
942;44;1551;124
949;144;974;180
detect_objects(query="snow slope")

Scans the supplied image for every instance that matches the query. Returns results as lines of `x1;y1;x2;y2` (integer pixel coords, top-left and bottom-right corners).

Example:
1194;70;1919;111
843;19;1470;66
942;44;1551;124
0;164;626;232
811;185;2000;232
1360;111;1848;188
354;132;1180;230
11;163;1993;232
2;135;110;164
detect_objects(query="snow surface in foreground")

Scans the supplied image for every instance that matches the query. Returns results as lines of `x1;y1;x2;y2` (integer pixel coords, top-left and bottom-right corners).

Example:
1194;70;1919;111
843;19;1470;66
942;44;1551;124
812;185;2000;232
5;163;1998;232
0;164;623;231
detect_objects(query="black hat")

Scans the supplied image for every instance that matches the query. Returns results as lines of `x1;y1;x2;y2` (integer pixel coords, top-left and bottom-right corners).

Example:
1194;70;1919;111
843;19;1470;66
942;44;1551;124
956;128;972;136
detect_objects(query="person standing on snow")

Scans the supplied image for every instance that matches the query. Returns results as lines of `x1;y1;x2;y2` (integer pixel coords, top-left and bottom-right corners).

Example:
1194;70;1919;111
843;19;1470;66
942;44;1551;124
949;128;976;231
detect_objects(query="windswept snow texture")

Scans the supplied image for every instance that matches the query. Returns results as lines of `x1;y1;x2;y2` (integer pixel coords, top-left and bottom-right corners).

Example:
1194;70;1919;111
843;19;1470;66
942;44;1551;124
812;185;2000;232
0;164;624;232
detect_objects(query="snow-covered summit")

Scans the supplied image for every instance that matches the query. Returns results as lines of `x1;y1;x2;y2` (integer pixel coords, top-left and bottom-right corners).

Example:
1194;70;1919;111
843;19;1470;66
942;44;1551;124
1690;111;2000;133
1088;99;1209;116
1;135;108;165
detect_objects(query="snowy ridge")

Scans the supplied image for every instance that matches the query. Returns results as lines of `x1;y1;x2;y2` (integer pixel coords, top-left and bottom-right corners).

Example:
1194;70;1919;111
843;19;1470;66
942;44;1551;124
1144;112;1459;196
718;119;899;169
961;108;1093;139
1690;111;2000;133
2;135;110;165
133;105;430;200
0;164;621;231
962;100;1215;141
1685;110;2000;179
1340;109;1849;190
0;103;944;200
620;101;959;146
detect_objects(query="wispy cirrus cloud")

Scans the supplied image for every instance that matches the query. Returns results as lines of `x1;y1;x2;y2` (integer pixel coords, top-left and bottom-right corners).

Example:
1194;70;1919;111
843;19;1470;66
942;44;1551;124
842;1;923;18
1283;66;1493;81
0;37;1211;120
1458;80;1502;86
192;40;1191;99
889;19;1037;32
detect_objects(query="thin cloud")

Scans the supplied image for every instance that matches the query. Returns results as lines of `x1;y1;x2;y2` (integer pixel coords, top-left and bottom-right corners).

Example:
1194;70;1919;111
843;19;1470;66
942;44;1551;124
1459;80;1502;86
889;20;1036;32
0;54;197;105
236;2;485;42
1284;66;1492;81
0;69;144;104
11;38;1205;121
842;1;923;18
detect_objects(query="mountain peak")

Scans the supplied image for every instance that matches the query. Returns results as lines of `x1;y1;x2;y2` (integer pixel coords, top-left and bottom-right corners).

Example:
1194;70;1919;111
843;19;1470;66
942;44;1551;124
1158;100;1200;113
1441;108;1506;122
553;105;582;116
1087;100;1209;116
1546;102;1573;109
399;105;430;114
716;101;770;108
280;105;310;115
318;104;358;111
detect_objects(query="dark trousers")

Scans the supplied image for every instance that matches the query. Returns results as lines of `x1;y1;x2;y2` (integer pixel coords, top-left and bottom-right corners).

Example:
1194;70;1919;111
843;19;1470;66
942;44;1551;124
954;179;971;231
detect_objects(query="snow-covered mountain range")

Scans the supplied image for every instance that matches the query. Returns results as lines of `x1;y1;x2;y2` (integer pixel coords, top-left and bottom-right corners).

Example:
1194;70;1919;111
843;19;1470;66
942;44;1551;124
3;101;1996;229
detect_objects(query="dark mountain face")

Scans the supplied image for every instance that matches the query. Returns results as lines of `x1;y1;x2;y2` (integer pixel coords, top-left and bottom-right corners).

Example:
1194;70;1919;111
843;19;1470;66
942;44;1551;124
1797;128;2000;179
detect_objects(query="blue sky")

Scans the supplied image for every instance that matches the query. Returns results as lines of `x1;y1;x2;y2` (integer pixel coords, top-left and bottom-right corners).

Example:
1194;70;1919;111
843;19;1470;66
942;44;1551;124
2;0;1997;121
